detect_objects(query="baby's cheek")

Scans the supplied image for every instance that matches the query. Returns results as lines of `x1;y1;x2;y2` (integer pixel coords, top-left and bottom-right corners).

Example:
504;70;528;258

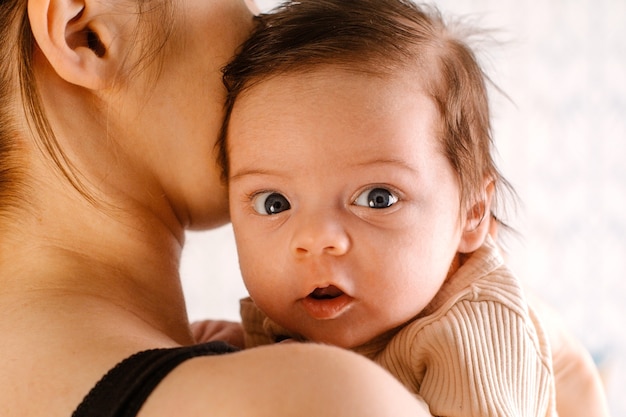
242;263;278;299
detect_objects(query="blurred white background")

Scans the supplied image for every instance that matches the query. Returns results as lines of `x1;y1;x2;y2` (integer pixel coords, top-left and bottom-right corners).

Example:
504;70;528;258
181;0;626;414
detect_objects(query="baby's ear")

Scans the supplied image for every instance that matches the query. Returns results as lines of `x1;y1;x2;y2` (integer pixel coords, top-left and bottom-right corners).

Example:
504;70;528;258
457;180;495;254
28;0;126;89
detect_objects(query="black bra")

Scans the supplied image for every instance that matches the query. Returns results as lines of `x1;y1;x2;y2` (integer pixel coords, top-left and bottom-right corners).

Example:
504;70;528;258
72;341;238;417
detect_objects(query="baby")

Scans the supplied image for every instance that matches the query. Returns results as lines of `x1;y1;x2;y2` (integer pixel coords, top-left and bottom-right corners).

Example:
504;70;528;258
218;0;556;415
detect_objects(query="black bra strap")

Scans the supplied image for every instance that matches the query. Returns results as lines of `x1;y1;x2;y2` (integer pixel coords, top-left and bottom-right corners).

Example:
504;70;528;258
72;341;238;417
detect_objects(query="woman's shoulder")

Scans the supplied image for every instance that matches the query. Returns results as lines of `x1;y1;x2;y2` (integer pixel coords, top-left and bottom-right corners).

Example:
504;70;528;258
3;332;427;417
139;343;427;417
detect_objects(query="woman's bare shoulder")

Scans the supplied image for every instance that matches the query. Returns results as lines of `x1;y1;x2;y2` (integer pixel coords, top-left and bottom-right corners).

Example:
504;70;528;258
139;343;428;417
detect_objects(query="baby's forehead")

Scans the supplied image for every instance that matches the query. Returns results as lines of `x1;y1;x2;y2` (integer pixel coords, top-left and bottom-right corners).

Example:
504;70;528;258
234;64;444;140
231;66;445;144
246;69;411;106
241;60;435;100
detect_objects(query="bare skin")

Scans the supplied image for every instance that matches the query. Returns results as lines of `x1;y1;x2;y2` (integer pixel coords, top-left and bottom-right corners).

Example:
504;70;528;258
0;0;428;416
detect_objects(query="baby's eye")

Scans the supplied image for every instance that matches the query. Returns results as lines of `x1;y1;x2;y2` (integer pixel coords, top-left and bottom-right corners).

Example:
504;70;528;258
252;192;291;215
354;187;398;209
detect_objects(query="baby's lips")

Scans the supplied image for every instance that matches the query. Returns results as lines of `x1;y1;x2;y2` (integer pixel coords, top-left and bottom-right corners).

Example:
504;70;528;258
301;286;353;320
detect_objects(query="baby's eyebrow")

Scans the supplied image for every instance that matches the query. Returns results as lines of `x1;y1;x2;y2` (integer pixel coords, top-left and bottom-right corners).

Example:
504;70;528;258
230;158;418;181
352;157;419;174
229;168;283;182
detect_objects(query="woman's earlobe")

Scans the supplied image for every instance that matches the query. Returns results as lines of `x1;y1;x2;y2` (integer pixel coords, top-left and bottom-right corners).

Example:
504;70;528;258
28;0;114;89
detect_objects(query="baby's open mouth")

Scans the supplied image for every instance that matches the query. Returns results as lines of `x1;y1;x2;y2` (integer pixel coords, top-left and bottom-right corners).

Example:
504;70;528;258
301;285;352;320
309;285;344;300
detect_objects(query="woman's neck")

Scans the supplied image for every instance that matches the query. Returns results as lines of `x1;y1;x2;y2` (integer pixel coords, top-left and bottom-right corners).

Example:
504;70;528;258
0;171;195;347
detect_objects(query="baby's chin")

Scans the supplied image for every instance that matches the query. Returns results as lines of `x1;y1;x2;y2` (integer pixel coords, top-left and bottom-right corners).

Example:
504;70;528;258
295;313;414;353
305;330;380;351
293;319;387;351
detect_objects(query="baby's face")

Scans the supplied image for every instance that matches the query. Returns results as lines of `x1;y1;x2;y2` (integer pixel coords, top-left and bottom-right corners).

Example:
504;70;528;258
228;67;467;349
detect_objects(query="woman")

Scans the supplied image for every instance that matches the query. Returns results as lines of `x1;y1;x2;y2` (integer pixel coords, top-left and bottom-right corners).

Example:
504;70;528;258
0;0;428;415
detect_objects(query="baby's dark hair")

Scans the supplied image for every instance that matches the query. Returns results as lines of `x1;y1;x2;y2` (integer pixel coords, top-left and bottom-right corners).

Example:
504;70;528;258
219;0;516;222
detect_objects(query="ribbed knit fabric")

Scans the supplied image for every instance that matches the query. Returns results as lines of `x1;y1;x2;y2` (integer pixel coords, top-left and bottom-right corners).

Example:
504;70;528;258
240;237;557;417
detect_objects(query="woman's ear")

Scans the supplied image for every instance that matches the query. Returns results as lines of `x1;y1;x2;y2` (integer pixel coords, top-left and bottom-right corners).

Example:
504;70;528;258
28;0;119;89
457;179;495;254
